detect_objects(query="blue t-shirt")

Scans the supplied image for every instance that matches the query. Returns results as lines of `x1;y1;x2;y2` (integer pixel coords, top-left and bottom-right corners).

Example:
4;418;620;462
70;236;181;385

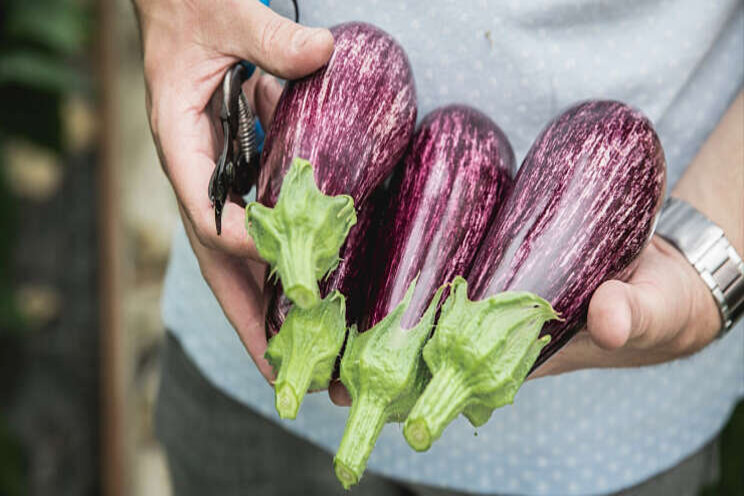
162;1;744;494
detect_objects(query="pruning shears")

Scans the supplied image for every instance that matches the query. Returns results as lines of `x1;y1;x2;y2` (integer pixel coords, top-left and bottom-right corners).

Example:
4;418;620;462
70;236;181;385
208;0;299;234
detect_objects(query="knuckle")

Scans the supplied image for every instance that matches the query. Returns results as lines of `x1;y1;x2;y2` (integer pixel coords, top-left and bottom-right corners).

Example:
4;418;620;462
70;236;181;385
631;328;654;349
668;329;701;357
193;222;214;249
150;128;171;179
259;17;292;67
189;209;216;248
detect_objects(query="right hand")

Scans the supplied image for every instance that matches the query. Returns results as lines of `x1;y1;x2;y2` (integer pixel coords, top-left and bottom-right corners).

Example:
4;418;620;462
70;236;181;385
133;0;334;381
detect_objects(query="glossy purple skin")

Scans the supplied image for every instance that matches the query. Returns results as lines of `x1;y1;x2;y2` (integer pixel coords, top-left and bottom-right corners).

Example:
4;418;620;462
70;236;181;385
266;188;386;338
362;105;516;331
257;22;416;207
467;100;667;368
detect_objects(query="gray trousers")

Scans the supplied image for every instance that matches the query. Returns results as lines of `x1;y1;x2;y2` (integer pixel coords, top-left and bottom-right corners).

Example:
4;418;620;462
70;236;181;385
155;333;719;496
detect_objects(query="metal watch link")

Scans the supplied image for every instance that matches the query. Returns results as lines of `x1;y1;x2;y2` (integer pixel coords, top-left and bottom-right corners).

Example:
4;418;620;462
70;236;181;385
654;197;744;335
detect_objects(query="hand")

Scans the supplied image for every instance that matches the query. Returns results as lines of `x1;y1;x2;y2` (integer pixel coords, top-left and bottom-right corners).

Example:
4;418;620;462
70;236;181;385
331;92;743;405
532;235;722;378
533;92;744;378
134;0;334;380
328;234;723;406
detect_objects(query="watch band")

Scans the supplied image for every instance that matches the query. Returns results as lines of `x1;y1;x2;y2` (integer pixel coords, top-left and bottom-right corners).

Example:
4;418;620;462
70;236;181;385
655;197;744;335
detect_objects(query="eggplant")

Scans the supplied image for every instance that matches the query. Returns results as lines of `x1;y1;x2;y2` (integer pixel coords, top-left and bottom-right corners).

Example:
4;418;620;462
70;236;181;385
404;100;667;451
264;188;386;420
247;22;416;309
332;106;516;489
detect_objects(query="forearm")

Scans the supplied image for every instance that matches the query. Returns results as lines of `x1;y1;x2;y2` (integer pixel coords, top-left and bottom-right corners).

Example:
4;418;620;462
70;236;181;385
673;90;743;253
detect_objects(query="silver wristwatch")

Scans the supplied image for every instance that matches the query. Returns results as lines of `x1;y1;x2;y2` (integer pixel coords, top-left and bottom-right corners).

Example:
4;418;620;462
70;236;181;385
654;197;744;335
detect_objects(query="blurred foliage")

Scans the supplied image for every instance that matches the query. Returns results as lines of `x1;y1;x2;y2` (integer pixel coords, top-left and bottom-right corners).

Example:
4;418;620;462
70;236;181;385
0;158;21;335
0;0;89;88
0;158;24;495
0;0;92;493
0;418;27;496
0;0;91;149
4;0;88;56
0;52;86;93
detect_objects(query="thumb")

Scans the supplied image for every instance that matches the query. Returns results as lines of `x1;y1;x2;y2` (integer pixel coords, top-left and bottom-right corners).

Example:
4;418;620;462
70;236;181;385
207;1;334;79
586;279;662;350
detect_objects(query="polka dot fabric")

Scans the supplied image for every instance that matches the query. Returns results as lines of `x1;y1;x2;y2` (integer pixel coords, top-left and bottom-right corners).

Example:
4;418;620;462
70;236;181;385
163;1;744;494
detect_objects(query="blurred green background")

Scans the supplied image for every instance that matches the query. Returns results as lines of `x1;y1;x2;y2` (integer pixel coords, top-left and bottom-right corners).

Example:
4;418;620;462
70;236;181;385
0;1;741;495
1;0;99;495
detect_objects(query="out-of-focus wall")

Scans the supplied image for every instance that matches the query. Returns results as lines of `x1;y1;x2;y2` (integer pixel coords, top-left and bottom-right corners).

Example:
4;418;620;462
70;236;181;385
114;0;177;494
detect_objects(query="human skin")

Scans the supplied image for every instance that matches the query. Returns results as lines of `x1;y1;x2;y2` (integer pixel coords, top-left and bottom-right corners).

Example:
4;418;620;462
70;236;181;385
133;0;742;405
531;92;743;379
328;91;742;404
133;0;334;381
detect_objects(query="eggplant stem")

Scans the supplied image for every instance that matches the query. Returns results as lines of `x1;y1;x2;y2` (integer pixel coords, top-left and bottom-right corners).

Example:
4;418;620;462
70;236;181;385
404;366;470;451
334;280;445;487
264;291;347;419
279;234;318;309
246;158;357;309
403;277;559;451
333;394;387;489
275;382;300;419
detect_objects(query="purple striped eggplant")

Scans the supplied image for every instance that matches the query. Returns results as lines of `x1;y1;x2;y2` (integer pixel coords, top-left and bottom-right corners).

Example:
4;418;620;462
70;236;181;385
333;105;516;489
247;22;416;310
404;100;667;451
264;187;386;419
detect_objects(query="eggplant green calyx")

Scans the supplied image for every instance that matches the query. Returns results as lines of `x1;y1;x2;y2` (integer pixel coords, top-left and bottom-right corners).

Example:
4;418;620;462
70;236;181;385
334;279;445;489
265;290;348;420
404;276;559;452
246;158;357;309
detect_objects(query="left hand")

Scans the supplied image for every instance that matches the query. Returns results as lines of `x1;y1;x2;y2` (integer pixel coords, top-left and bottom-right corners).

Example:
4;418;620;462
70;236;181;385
531;235;722;378
326;236;723;404
327;93;742;404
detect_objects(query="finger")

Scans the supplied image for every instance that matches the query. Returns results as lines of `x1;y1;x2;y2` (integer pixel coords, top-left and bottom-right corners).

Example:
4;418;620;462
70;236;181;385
182;208;275;382
328;379;351;406
529;332;593;379
623;281;665;344
586;280;634;350
206;1;334;79
587;278;672;351
239;69;262;109
254;74;283;129
529;330;650;378
587;274;672;350
156;91;261;260
534;237;721;378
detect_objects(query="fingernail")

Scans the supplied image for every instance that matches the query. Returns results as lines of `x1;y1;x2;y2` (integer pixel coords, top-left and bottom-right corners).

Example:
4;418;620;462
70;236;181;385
293;27;332;51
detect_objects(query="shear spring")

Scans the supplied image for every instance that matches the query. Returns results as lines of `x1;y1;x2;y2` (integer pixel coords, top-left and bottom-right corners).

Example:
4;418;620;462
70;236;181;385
237;93;258;159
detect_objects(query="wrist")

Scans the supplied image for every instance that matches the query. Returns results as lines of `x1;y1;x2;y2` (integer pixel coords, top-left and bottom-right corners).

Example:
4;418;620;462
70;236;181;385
655;197;744;336
672;93;743;253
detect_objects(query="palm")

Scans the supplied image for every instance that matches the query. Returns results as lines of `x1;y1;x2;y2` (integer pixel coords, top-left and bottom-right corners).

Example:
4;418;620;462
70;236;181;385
533;236;719;377
178;70;287;382
138;0;335;384
157;55;287;382
183;218;274;380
